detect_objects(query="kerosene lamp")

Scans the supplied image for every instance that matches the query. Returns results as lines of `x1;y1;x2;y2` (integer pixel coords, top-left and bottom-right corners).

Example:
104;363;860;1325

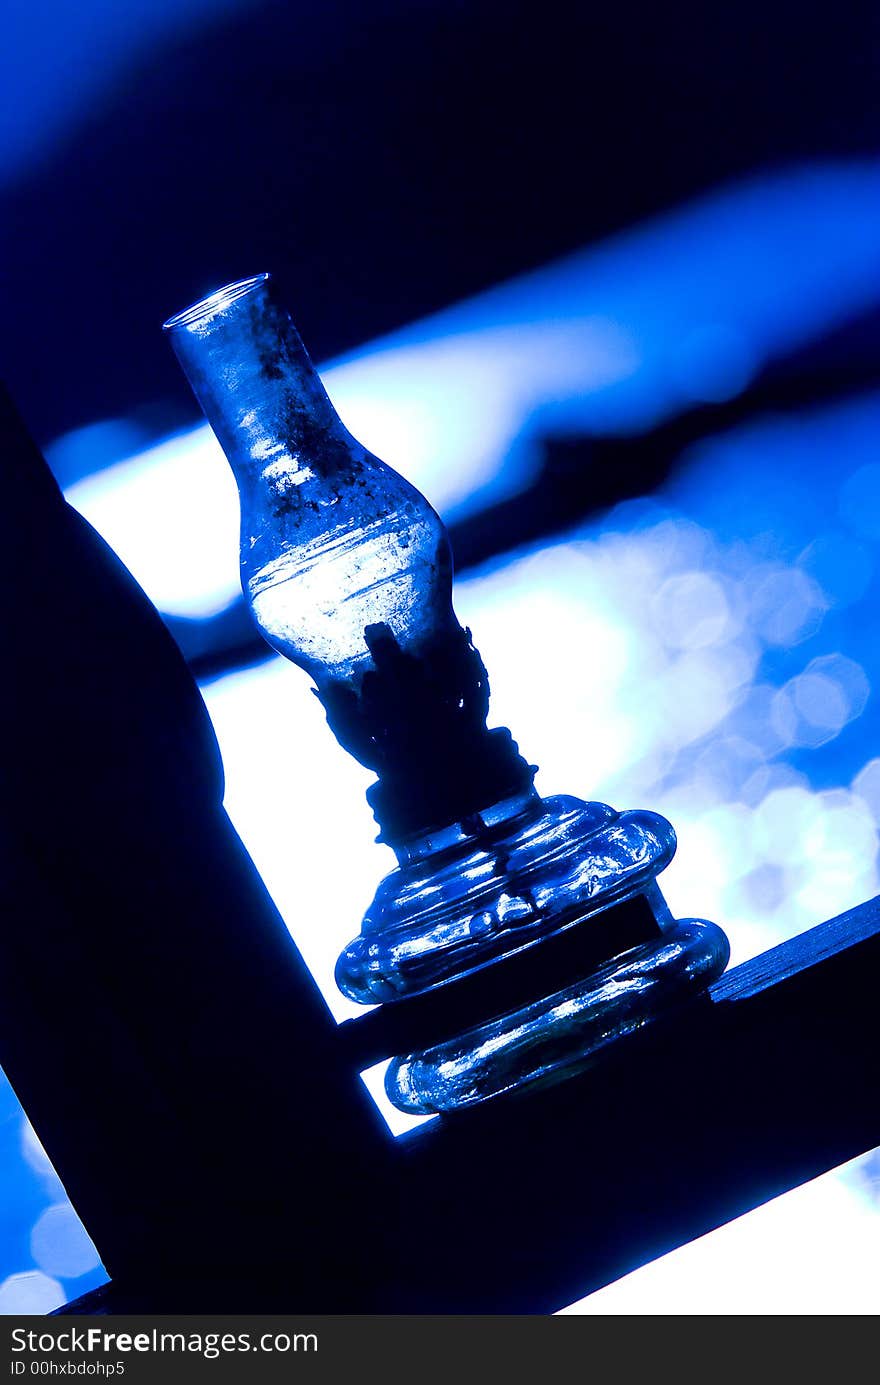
164;274;729;1115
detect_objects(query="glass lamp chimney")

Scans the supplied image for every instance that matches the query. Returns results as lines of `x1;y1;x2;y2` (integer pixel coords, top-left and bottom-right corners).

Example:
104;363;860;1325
164;274;534;847
165;275;729;1115
165;275;453;683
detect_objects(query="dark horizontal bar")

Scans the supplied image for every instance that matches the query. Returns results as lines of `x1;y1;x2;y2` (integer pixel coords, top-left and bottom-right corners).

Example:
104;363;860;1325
710;893;880;1001
61;892;880;1314
336;891;661;1069
384;893;880;1311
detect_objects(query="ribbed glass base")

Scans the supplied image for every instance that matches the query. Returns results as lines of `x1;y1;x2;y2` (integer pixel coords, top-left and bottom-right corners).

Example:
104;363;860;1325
336;790;729;1114
336;791;678;1003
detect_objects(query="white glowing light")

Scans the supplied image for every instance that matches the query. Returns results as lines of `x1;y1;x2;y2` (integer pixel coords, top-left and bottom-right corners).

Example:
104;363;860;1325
200;658;390;1021
558;1158;880;1315
65;429;241;618
0;1271;66;1314
751;787;826;867
651;571;732;650
852;757;880;823
30;1204;101;1280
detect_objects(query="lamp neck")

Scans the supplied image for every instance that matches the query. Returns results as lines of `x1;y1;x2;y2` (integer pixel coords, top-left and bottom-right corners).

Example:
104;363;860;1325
165;274;356;486
316;621;537;847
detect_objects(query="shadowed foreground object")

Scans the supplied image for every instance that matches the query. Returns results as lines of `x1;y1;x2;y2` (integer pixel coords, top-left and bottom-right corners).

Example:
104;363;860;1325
165;274;730;1113
0;383;878;1313
0;383;390;1305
